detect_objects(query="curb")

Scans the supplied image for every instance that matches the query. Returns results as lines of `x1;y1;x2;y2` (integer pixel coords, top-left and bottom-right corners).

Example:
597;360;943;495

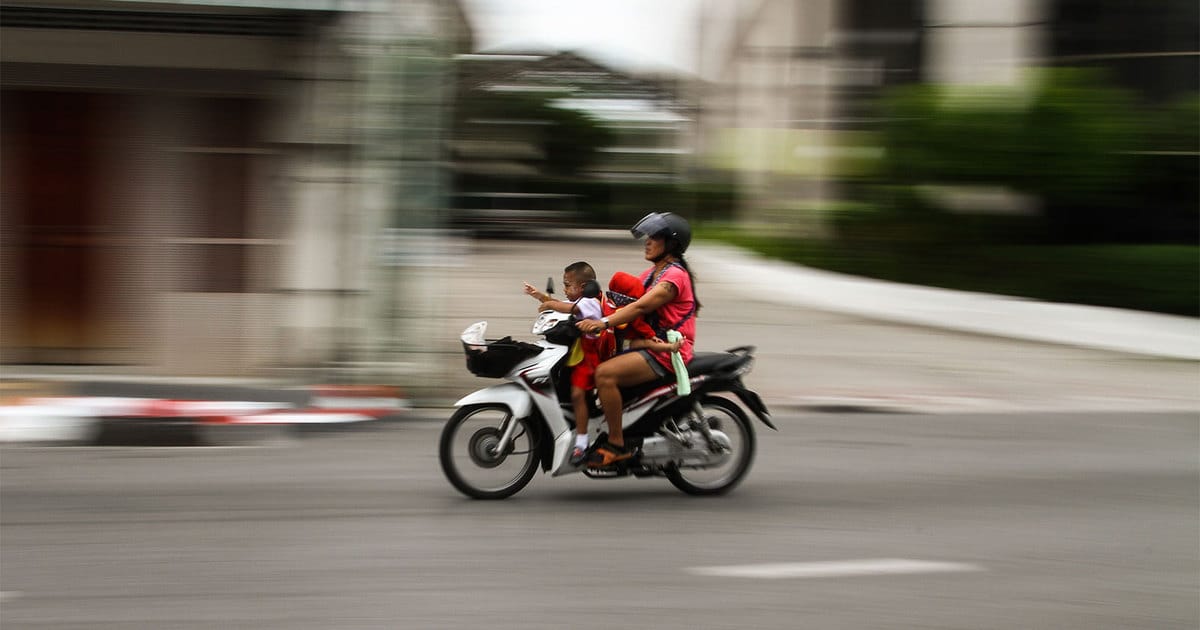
0;385;412;446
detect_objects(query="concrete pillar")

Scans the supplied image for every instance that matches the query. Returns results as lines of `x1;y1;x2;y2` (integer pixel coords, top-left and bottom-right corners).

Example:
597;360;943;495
277;26;364;369
925;0;1049;85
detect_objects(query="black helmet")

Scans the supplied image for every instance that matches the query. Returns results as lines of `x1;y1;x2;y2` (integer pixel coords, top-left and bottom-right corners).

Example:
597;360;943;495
631;212;691;256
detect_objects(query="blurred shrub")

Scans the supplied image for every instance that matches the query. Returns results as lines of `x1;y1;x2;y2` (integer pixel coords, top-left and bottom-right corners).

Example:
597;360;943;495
873;69;1195;244
682;176;741;224
830;186;1041;258
1019;69;1143;208
881;85;1031;186
1131;95;1200;242
972;244;1200;316
704;73;1197;315
562;170;739;228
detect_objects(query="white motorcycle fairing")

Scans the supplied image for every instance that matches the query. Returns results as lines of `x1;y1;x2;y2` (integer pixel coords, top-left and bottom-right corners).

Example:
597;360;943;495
453;382;533;420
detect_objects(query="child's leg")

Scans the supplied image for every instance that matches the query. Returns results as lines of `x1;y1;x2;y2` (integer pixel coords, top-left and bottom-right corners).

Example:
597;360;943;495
570;386;589;437
568;351;601;465
569;361;595;446
569;385;591;465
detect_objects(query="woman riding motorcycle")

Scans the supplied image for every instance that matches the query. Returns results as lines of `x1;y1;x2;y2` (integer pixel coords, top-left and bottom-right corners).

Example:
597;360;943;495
576;212;700;467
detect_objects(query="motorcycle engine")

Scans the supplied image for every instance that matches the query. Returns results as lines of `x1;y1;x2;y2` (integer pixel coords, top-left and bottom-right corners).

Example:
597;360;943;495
639;431;733;468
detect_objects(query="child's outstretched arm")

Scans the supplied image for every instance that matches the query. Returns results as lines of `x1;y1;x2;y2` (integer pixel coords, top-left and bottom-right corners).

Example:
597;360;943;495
523;282;551;303
524;282;575;313
539;299;577;314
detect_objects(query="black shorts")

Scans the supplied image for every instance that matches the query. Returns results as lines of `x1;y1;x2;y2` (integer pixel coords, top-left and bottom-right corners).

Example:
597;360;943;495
635;349;670;379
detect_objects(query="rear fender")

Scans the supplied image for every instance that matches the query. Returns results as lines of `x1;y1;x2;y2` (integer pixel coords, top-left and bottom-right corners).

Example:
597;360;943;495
732;386;776;430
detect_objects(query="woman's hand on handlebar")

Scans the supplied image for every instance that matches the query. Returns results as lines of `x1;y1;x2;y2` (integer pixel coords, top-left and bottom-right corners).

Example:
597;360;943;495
576;318;604;335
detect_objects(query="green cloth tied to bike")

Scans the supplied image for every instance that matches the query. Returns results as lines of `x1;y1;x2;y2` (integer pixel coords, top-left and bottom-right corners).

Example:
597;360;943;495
666;330;690;395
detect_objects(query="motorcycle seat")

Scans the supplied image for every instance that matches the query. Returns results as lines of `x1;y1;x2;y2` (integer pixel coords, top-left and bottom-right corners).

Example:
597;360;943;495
618;349;752;402
686;351;749;376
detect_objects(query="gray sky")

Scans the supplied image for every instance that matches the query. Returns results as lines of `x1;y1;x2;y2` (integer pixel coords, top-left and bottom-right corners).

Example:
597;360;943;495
459;0;701;75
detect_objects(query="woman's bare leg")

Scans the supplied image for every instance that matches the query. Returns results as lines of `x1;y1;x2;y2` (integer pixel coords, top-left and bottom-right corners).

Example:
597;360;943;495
593;352;658;448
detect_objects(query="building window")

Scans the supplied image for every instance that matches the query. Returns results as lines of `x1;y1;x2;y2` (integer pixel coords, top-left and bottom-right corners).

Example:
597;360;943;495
177;98;262;293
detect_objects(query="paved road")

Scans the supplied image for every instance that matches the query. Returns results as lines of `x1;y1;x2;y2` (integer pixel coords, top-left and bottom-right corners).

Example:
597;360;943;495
3;410;1196;629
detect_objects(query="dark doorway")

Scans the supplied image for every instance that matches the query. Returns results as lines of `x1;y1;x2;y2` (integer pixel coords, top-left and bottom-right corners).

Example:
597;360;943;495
1;90;116;363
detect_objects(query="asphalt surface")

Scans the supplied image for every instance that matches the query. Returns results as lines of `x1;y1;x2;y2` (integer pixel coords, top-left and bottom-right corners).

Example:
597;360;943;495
2;410;1197;629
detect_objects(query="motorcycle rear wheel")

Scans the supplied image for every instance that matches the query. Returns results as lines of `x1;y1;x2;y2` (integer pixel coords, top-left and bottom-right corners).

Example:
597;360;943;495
666;396;756;496
440;404;539;500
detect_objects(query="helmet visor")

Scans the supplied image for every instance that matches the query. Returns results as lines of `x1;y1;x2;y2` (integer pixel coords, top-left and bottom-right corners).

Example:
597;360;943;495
630;213;671;239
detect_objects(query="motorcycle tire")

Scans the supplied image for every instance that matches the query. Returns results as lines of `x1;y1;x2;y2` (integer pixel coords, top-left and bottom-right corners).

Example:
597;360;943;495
440;404;539;500
665;396;756;496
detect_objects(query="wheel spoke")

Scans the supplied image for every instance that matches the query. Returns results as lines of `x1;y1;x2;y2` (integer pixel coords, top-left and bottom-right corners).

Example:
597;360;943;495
667;397;756;495
440;405;539;499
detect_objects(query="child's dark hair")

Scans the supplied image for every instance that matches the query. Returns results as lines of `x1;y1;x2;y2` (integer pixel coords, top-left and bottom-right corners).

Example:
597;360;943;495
563;261;596;281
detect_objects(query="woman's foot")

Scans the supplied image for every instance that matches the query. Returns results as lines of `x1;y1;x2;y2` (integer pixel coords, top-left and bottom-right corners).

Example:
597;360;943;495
587;442;633;467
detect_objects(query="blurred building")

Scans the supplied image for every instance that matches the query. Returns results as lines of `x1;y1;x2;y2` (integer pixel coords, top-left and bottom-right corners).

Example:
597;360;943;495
453;51;692;183
1;0;471;376
694;0;1197;230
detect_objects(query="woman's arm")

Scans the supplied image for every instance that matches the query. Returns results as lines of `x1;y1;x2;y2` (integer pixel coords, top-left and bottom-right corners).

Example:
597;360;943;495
628;336;682;353
578;281;676;334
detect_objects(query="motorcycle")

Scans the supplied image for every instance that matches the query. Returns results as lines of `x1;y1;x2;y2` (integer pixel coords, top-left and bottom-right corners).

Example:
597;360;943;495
440;305;775;500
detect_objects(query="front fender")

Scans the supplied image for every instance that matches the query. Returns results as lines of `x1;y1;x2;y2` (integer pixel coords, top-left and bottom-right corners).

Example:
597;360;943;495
456;383;554;473
454;382;533;420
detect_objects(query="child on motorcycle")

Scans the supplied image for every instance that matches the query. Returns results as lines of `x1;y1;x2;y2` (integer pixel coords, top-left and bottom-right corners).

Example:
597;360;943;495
524;262;612;465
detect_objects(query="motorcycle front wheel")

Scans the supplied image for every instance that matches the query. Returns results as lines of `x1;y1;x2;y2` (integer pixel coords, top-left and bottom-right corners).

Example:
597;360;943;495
440;404;539;500
666;396;756;496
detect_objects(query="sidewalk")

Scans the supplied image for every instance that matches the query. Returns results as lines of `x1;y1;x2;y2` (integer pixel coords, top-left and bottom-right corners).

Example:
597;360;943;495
693;242;1200;361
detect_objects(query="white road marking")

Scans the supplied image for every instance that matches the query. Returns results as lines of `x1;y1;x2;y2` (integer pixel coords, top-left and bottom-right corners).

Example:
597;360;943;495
686;559;984;579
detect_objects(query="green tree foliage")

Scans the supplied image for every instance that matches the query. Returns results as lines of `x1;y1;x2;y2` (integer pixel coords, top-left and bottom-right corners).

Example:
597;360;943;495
1022;71;1142;201
875;69;1195;243
1133;95;1200;241
881;70;1140;195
